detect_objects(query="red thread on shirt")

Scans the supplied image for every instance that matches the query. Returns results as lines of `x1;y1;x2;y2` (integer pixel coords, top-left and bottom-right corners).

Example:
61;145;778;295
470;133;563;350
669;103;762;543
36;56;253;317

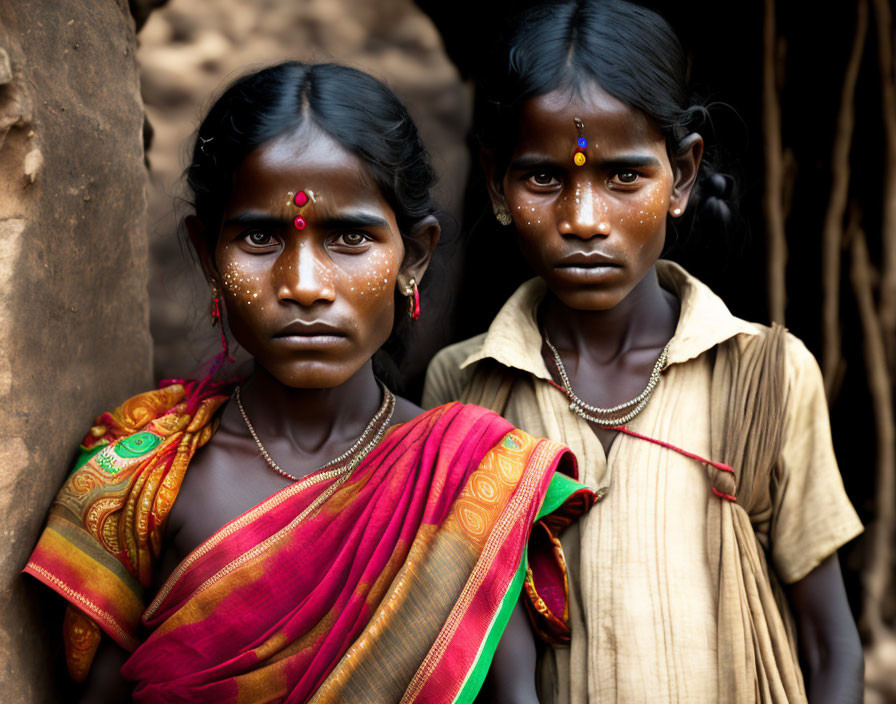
545;379;737;502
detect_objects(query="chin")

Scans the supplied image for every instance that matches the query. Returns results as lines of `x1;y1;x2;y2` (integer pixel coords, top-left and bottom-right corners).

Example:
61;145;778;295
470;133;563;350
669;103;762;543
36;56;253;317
557;292;624;311
262;358;366;390
548;281;629;312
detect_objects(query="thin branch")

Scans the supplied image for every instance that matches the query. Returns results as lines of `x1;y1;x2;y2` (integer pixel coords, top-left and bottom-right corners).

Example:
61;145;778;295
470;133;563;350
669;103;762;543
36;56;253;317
850;220;896;642
822;0;868;401
763;0;787;324
872;0;896;367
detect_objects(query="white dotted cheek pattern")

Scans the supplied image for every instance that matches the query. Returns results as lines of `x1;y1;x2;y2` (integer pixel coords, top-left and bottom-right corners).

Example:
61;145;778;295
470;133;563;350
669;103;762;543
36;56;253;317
514;199;544;228
221;262;264;308
630;183;670;227
347;248;403;297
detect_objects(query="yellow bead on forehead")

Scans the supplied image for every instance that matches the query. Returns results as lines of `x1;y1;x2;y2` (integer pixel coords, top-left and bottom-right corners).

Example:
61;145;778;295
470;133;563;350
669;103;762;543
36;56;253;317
573;117;588;166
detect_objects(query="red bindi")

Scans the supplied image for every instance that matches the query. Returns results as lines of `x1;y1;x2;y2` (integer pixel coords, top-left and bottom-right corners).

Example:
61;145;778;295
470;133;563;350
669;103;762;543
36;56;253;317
294;191;308;207
294;216;306;230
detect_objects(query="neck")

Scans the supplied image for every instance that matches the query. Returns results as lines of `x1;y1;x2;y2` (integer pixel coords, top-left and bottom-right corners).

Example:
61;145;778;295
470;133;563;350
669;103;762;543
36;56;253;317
237;361;383;454
543;265;677;361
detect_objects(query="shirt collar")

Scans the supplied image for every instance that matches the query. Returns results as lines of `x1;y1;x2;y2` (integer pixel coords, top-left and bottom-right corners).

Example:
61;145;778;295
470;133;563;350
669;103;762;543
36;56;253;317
459;260;757;376
460;277;554;381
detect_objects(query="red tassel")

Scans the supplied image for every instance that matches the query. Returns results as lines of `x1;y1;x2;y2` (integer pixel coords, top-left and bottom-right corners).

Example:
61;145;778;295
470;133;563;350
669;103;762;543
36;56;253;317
211;297;235;365
411;283;421;320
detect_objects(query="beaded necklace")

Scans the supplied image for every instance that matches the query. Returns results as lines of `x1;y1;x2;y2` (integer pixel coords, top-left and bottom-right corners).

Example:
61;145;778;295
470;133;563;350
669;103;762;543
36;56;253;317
234;383;395;482
544;335;669;427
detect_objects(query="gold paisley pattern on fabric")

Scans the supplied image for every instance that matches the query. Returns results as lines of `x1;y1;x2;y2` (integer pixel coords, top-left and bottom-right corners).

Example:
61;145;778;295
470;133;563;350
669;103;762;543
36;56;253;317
453;498;492;539
110;385;186;432
25;381;233;680
452;429;532;543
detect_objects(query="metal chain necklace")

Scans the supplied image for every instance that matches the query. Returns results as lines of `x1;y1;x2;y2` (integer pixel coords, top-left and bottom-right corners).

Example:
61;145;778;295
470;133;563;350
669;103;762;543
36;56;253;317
234;383;395;482
544;335;670;427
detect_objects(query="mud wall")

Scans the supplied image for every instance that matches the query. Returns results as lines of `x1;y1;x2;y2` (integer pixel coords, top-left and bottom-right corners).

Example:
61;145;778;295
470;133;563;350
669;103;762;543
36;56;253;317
0;2;152;701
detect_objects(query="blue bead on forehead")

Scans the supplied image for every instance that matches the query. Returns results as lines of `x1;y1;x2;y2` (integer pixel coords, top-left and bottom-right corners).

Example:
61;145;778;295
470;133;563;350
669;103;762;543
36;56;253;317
573;117;587;166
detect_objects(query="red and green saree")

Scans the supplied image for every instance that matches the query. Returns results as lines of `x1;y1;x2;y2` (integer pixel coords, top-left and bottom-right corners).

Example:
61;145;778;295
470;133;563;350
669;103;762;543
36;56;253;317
25;380;593;703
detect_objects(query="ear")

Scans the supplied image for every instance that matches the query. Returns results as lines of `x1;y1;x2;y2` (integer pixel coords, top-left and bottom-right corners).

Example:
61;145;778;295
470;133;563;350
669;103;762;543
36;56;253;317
669;133;704;216
398;214;441;286
480;147;508;216
185;215;219;285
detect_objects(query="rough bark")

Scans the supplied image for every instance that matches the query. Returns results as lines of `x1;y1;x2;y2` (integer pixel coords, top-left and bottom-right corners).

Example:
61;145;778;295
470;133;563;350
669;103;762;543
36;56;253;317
0;2;152;702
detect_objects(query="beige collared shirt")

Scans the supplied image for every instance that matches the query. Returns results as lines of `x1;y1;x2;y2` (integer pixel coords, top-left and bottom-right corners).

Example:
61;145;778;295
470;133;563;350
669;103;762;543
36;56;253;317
423;261;862;703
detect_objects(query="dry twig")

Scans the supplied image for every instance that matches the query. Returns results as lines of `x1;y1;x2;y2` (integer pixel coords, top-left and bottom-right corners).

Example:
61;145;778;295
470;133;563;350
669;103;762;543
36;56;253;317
850;220;896;644
872;0;896;367
763;0;788;324
822;0;868;400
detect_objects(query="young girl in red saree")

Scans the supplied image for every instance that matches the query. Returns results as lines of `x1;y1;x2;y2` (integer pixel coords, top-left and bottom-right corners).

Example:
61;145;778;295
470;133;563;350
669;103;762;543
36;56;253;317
26;62;592;703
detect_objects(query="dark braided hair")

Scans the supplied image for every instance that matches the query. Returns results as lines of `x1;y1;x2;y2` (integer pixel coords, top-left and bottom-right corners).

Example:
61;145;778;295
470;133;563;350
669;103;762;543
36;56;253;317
478;0;736;240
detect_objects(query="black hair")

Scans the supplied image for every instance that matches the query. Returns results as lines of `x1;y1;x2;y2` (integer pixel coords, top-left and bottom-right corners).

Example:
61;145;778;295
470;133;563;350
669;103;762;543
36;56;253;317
185;61;439;389
478;0;736;240
187;61;437;244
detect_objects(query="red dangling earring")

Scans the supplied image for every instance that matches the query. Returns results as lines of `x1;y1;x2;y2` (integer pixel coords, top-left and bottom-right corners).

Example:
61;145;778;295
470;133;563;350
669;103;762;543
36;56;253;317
210;283;235;363
404;278;421;320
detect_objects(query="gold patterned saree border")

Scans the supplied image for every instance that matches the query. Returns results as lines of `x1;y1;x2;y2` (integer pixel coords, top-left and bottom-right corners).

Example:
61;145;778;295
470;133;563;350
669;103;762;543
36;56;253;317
400;438;561;703
24;562;140;651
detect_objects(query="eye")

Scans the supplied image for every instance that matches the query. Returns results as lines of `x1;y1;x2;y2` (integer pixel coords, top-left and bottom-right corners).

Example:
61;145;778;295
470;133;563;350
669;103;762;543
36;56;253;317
525;170;560;188
334;232;371;247
242;230;277;247
611;170;640;185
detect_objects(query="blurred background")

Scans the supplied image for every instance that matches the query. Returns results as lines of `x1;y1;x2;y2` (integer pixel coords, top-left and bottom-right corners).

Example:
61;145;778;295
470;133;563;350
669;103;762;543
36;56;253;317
138;0;895;699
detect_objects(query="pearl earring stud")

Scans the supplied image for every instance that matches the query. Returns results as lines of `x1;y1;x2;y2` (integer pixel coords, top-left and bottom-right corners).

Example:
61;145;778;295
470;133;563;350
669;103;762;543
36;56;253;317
672;208;682;216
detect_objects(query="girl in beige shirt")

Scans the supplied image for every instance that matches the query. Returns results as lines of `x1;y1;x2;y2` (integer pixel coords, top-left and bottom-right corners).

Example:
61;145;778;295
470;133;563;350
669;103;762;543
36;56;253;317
424;1;863;702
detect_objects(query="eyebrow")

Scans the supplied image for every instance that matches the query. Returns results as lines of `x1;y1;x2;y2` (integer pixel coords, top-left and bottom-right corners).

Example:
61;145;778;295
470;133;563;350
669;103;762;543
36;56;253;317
222;210;391;230
508;154;663;171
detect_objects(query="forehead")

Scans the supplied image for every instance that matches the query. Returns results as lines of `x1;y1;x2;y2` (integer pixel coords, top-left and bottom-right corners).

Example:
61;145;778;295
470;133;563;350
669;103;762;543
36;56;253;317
226;124;390;214
516;82;664;152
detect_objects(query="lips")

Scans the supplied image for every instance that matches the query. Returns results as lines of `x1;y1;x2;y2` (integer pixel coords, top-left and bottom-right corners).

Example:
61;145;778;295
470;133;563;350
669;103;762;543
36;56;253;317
553;251;624;284
555;251;623;268
272;320;349;349
274;320;347;338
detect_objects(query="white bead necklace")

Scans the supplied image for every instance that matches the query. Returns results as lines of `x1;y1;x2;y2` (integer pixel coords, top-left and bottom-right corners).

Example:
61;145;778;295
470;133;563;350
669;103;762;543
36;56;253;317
544;335;669;427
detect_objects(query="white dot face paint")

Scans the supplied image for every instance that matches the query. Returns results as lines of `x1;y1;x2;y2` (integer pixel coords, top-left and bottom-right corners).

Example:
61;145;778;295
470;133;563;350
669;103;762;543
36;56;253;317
498;81;680;312
213;123;410;389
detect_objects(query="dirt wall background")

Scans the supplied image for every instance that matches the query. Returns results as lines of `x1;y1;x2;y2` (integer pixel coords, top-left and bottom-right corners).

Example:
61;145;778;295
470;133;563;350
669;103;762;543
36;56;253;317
0;1;153;702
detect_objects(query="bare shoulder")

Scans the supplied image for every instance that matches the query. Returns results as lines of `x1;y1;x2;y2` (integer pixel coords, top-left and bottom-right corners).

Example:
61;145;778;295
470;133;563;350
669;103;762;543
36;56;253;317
391;395;425;425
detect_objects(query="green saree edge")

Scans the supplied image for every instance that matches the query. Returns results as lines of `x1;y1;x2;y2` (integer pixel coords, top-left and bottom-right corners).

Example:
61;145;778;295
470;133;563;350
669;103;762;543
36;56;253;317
451;548;528;704
453;469;584;703
536;471;583;521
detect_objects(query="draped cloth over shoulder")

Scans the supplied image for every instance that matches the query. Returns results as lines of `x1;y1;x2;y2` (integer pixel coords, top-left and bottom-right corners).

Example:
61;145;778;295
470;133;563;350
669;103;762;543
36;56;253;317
25;379;231;680
26;383;593;703
708;324;805;702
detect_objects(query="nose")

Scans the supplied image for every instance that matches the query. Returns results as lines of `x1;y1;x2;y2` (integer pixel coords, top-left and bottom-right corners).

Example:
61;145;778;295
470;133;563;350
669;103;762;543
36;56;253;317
274;240;336;306
558;180;611;239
